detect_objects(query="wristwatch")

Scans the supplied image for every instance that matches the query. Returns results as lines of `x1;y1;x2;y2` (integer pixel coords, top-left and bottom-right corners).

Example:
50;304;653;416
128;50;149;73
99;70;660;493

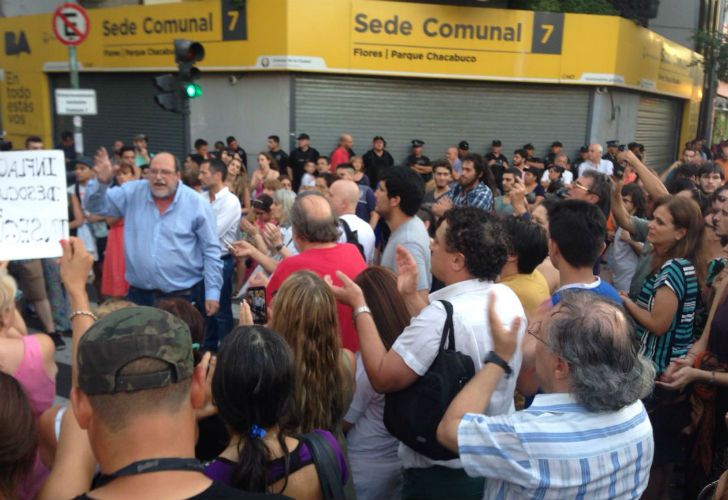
352;305;372;320
484;351;512;378
274;244;284;252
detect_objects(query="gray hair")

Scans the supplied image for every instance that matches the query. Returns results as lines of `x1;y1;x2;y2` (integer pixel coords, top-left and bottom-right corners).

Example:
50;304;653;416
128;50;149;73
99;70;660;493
545;291;655;412
274;189;296;227
290;191;340;243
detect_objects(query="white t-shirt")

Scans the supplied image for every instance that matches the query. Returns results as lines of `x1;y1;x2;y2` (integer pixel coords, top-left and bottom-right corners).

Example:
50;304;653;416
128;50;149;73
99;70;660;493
337;214;375;263
344;354;402;499
578;159;613;177
301;173;316;188
392;279;526;470
540;169;573;185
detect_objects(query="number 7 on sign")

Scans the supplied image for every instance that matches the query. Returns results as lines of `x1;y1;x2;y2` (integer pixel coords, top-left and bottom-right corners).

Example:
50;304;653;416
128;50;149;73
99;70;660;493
530;12;563;55
540;24;553;44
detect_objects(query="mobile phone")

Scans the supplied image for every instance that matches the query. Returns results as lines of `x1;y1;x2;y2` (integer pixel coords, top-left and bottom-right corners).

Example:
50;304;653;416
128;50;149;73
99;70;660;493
245;286;267;325
614;161;627;180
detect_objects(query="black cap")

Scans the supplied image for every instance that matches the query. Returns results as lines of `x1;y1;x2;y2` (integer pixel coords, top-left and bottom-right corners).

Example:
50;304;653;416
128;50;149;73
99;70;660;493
412;139;425;147
252;194;273;212
73;156;94;168
523;143;535;150
458;140;469;150
491;140;502;147
297;133;310;141
606;140;619;148
551;141;563;148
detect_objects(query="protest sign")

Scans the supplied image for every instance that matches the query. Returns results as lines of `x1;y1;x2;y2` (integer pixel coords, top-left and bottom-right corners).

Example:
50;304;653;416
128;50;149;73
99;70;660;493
0;150;68;260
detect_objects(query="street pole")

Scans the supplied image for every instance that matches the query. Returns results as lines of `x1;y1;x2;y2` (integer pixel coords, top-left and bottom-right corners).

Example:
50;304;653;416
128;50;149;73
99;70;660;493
182;92;191;158
68;45;83;155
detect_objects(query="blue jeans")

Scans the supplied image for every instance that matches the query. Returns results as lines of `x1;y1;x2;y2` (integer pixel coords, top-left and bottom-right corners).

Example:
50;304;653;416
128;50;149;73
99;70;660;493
127;280;206;320
204;255;234;351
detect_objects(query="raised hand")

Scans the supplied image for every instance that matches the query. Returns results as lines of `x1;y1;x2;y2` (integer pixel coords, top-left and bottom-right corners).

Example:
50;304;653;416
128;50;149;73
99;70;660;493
324;271;366;309
488;292;521;362
93;147;114;184
395;245;419;296
59;238;94;295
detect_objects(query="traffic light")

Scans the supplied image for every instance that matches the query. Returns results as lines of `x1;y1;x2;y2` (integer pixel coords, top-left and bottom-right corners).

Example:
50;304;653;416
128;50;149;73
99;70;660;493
175;39;204;100
153;39;205;113
154;73;180;112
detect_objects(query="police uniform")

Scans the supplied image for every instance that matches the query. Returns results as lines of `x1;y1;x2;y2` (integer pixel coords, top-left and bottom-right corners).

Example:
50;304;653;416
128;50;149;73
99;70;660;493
405;139;432;183
603;140;619;166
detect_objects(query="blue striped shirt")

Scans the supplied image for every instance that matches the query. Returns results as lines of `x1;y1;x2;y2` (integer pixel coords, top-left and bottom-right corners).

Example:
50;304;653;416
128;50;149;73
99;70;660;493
457;393;654;499
635;258;697;374
84;179;223;301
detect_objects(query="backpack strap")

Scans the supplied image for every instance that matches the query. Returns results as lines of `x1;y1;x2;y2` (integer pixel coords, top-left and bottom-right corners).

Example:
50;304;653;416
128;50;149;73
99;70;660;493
437;300;456;352
298;432;345;500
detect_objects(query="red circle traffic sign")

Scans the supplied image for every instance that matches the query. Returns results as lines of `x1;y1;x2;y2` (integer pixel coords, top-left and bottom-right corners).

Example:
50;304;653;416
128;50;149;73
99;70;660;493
52;3;90;46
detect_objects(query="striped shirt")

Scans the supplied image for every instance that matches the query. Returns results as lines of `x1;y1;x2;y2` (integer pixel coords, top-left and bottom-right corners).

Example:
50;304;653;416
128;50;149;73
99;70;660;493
458;393;654;499
635;258;698;374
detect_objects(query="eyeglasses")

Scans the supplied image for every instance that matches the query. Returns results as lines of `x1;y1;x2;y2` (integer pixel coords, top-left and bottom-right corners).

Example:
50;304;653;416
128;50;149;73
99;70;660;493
148;169;177;177
526;320;549;347
572;180;591;194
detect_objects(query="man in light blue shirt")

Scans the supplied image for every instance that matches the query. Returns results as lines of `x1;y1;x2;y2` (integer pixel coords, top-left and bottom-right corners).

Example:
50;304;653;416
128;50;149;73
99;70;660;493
437;291;655;499
85;150;222;317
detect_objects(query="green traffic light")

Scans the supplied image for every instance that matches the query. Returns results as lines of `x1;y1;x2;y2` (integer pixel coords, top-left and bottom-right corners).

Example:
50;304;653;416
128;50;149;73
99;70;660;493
184;83;202;98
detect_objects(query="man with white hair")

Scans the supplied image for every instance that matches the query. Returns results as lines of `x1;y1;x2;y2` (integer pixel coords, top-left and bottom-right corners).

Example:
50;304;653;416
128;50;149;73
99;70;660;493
579;143;614;177
329;179;376;263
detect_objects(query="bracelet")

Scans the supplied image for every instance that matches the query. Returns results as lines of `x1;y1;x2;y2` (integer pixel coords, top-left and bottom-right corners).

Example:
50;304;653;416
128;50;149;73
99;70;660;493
70;310;98;322
352;305;371;320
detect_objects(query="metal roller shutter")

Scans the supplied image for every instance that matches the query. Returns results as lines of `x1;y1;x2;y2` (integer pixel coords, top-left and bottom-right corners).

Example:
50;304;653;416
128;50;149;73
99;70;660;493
50;73;186;160
635;95;681;173
294;74;590;162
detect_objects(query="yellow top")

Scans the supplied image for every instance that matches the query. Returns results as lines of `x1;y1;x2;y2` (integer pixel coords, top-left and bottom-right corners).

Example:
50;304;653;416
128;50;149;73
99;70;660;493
501;270;550;317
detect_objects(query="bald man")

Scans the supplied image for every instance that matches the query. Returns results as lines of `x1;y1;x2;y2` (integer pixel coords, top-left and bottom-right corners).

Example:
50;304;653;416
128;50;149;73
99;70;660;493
330;133;354;171
266;191;366;351
330;180;376;263
578;143;614;177
85;148;223;319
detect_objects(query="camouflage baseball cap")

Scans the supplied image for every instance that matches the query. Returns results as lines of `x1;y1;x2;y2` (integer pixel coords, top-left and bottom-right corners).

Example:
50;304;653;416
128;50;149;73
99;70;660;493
77;306;193;395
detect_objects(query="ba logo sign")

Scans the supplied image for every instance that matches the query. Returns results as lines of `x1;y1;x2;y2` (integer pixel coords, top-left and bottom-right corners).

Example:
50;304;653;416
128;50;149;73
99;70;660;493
5;31;30;56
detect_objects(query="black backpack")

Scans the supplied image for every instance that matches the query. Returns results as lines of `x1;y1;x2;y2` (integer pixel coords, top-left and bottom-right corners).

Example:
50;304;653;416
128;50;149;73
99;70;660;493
340;218;366;261
383;300;475;461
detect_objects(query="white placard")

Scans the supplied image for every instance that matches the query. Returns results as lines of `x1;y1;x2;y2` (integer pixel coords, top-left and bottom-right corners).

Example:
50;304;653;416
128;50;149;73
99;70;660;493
55;89;97;115
0;150;68;260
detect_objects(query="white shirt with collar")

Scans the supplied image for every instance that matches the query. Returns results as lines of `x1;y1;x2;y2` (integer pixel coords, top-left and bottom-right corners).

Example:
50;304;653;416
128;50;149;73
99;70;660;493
337;213;376;263
391;279;526;470
578;159;614;177
208;186;241;255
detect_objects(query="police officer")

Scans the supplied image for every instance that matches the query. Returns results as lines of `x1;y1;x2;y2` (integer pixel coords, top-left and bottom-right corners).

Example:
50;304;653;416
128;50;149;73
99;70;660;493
288;133;320;192
603;140;620;166
405;139;432;183
485;139;509;193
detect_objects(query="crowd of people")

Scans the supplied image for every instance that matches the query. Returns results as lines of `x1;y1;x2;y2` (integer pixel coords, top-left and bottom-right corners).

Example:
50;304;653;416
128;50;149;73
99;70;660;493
3;129;728;499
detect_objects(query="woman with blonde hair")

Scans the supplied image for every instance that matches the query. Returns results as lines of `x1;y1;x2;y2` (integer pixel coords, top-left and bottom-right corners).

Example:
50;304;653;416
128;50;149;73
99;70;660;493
270;271;354;437
226;154;251;214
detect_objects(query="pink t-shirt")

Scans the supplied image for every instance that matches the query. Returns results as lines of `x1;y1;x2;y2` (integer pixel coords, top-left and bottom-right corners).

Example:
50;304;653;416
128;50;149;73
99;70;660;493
14;335;56;500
